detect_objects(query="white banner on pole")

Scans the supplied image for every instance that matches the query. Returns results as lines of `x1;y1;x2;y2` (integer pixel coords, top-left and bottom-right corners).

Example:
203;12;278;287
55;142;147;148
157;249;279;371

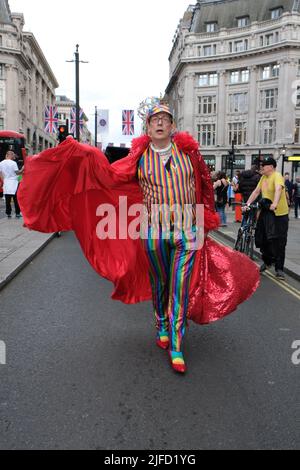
97;110;109;134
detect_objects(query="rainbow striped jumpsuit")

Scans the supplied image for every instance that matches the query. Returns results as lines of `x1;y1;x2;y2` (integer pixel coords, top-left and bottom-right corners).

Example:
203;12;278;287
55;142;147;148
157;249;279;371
138;143;197;352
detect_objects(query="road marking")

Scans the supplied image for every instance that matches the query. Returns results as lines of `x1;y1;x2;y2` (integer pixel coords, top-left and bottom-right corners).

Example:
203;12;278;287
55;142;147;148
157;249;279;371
263;272;300;301
210;234;300;302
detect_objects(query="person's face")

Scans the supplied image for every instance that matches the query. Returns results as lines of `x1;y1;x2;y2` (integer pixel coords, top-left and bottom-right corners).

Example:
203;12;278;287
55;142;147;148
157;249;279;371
6;151;15;160
261;164;275;176
147;112;174;144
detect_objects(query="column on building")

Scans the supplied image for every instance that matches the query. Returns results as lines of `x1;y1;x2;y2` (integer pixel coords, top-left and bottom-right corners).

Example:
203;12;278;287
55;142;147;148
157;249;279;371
183;71;195;135
247;65;258;168
277;59;297;145
217;69;227;147
5;64;19;130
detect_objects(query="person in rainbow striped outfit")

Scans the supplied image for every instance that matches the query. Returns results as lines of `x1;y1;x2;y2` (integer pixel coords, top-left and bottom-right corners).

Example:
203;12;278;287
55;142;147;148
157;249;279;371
138;103;199;374
18;101;260;376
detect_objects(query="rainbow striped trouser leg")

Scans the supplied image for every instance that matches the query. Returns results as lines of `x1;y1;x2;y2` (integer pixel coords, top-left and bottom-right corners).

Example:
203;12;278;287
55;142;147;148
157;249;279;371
143;228;196;352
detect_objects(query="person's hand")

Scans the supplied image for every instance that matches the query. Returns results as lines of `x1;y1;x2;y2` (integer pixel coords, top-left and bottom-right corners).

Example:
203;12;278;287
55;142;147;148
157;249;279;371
270;204;277;212
242;205;249;213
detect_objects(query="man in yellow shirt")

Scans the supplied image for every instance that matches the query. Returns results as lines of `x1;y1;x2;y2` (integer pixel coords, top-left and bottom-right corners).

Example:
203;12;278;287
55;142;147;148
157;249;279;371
245;156;289;280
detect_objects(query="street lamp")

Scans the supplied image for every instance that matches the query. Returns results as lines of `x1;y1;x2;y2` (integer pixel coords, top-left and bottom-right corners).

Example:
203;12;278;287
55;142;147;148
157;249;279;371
281;145;287;175
66;45;88;142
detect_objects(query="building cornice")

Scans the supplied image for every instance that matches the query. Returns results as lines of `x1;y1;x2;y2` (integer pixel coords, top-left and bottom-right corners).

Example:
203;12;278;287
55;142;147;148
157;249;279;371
22;32;59;88
166;40;300;93
169;11;300;60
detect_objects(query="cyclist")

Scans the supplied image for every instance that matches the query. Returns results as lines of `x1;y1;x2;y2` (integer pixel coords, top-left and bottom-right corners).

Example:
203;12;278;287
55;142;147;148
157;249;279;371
244;156;289;280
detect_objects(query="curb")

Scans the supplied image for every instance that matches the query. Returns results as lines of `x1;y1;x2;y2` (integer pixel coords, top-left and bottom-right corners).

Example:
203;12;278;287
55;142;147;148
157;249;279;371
215;229;300;283
0;234;56;292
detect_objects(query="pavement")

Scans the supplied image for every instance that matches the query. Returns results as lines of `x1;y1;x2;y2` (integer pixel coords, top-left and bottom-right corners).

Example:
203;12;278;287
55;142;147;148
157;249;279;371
0;198;55;290
0;196;299;291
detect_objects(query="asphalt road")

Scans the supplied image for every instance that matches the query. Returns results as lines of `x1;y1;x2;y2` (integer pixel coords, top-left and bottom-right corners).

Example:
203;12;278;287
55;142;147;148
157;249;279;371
0;232;299;450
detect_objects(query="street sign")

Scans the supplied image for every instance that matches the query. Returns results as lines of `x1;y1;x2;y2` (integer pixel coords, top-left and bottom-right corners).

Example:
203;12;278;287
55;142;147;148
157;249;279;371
288;156;300;162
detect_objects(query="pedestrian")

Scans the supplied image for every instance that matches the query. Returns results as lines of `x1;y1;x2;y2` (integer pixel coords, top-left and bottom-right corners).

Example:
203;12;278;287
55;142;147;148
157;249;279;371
213;171;228;227
293;176;300;219
0;151;23;219
245;156;289;280
232;171;242;223
284;173;294;208
18;100;259;374
238;165;261;203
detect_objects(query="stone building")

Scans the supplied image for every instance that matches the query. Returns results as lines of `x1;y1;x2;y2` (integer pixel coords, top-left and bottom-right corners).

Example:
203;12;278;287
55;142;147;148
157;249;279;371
56;95;92;145
0;0;59;154
166;0;300;177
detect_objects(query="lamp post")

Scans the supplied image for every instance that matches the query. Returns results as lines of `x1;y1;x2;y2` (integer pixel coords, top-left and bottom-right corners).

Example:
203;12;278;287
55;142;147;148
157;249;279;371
95;106;98;148
66;45;88;142
281;145;287;175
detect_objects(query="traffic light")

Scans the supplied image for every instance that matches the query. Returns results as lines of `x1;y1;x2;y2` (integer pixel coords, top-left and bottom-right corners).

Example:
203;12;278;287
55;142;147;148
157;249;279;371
58;125;69;143
227;149;235;164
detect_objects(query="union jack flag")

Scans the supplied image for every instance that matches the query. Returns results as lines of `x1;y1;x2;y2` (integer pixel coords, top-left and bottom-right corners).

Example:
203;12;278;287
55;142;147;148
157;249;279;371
70;107;84;135
44;105;58;134
122;110;135;136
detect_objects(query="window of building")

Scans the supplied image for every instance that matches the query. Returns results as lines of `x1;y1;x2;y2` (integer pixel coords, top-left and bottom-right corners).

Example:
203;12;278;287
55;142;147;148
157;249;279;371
295;119;300;143
206;22;218;33
296;87;300;108
0;88;4;106
262;64;280;80
260;88;278;110
229;93;248;113
234;40;248;52
0;64;4;79
233;155;246;170
259;120;277;144
198;124;216;146
228;122;247;145
198;95;217;114
203;156;216;170
0;36;2;47
237;16;250;28
230;69;249;84
265;34;274;46
230;71;239;84
203;44;217;56
271;8;282;20
0;118;4;130
199;73;218;87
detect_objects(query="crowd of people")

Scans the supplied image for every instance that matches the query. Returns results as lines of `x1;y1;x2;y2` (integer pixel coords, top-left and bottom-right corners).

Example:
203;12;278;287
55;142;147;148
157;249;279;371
212;161;300;281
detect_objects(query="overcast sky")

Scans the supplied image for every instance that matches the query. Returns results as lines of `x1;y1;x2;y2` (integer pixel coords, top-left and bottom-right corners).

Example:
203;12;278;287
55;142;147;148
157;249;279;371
9;0;194;146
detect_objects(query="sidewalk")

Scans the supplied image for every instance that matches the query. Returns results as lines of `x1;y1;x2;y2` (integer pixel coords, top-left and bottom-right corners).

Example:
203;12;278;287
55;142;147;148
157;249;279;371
216;207;300;282
0;198;55;290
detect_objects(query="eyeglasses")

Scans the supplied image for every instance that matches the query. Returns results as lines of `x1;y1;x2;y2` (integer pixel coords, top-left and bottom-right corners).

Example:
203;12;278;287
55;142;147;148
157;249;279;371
150;116;172;124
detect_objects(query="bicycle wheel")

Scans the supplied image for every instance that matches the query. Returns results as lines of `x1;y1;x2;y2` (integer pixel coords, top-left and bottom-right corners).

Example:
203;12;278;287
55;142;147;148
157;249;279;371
235;229;245;252
244;234;251;256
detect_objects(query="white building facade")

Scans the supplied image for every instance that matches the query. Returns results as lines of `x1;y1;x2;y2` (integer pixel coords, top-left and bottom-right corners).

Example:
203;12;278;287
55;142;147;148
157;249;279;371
0;0;59;154
166;0;300;177
56;95;92;145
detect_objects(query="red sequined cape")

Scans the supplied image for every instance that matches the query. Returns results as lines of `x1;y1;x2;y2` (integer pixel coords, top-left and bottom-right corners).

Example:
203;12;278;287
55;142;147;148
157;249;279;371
18;132;259;324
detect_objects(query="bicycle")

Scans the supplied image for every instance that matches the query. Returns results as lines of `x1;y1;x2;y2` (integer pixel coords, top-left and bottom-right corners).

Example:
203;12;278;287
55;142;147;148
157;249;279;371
234;203;260;260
